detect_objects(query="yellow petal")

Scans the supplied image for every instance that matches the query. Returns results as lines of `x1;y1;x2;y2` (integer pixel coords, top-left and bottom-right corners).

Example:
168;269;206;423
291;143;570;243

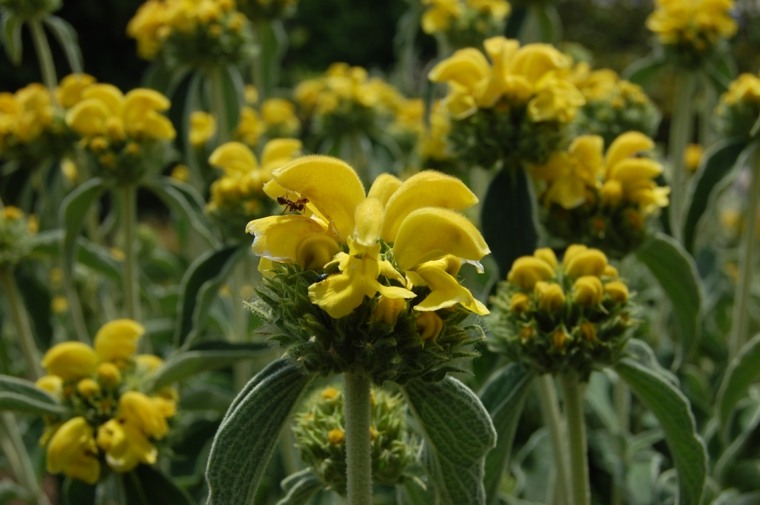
382;171;479;242
428;48;491;90
353;197;384;246
118;391;172;439
82;84;123;114
572;276;604;305
605;131;654;169
608;158;663;184
246;215;336;266
97;419;157;472
65;99;110;136
507;256;555;289
46;417;100;485
41;342;98;381
412;263;489;314
260;138;302;170
271;155;365;240
367;173;402;205
94;319;145;363
393;208;490;271
564;248;608;278
209;142;259;175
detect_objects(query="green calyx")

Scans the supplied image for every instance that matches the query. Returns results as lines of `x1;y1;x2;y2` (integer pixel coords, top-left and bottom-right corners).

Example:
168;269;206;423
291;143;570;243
250;264;484;384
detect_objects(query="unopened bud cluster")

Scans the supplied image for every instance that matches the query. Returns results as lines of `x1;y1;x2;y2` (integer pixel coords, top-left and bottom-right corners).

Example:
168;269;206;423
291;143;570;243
292;385;417;495
487;245;635;378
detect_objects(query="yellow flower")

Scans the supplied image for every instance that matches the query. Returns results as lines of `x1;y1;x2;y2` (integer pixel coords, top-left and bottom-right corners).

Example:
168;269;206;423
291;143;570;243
57;73;97;109
46;417;100;485
189;111;216;147
118;391;175;439
97;418;158;472
532;135;603;209
605;281;630;303
647;0;737;51
77;378;101;397
96;362;122;388
41;342;98;381
36;375;63;398
372;296;408;326
509;292;531;312
602;132;669;213
246;155;490;318
321;386;340;401
94;319;145;364
327;427;346;445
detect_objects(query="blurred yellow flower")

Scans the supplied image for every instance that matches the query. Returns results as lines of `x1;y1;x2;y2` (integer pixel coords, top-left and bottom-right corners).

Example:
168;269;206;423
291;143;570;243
46;417;101;485
93;319;146;365
189;110;217;147
647;0;737;54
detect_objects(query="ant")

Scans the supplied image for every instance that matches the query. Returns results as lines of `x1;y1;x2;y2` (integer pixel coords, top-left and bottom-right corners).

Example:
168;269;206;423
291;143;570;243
277;195;309;213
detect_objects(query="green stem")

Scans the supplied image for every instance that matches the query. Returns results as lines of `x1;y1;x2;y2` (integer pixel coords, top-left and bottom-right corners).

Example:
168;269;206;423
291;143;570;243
612;377;630;505
729;148;760;357
28;18;58;99
537;374;570;505
699;75;717;147
561;372;590;505
668;71;697;241
343;372;373;505
0;413;50;505
0;269;43;378
121;185;140;321
208;66;231;143
62;266;91;343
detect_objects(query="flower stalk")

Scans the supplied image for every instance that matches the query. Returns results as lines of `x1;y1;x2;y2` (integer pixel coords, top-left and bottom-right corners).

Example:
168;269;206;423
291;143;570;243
561;372;590;505
729;147;760;357
668;71;697;240
121;185;140;322
0;268;43;378
28;18;58;99
343;371;373;505
537;374;570;505
208;67;232;143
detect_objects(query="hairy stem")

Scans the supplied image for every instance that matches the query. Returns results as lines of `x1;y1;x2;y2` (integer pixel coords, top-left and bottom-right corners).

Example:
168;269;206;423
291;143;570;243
344;372;373;505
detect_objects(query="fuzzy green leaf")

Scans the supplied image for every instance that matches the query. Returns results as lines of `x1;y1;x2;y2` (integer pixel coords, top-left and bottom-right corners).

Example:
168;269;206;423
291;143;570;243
481;168;539;279
144;177;217;247
206;359;315;505
42;16;82;73
404;376;497;505
480;363;535;505
615;347;707;505
173;244;244;348
0;13;23;65
0;375;65;416
682;137;748;253
716;333;760;434
635;233;702;364
30;229;122;282
274;469;323;505
147;341;271;391
60;177;107;277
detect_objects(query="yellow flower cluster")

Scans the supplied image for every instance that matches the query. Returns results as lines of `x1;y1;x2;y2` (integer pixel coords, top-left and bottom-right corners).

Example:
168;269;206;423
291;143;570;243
246;156;490;382
294;63;404;135
233;97;302;147
61;76;176;181
531;131;669;256
715;73;760;138
429;36;583;122
570;63;660;144
646;0;737;60
421;0;511;49
206;138;302;238
488;245;634;377
428;36;585;169
0;205;38;268
37;319;176;484
0;82;66;159
127;0;253;67
293;385;416;495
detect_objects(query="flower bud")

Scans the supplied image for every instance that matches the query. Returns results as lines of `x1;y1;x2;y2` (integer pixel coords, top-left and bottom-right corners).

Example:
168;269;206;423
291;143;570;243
572;276;604;306
564;248;607;278
96;362;122;388
327;428;345;445
372;296;407;326
510;292;531;313
553;327;569;350
507;256;555;289
94;319;145;364
42;342;98;381
416;311;444;342
579;321;596;342
534;248;558;269
321;386;340;402
601;179;623;207
77;378;101;398
535;281;565;313
604;281;629;303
